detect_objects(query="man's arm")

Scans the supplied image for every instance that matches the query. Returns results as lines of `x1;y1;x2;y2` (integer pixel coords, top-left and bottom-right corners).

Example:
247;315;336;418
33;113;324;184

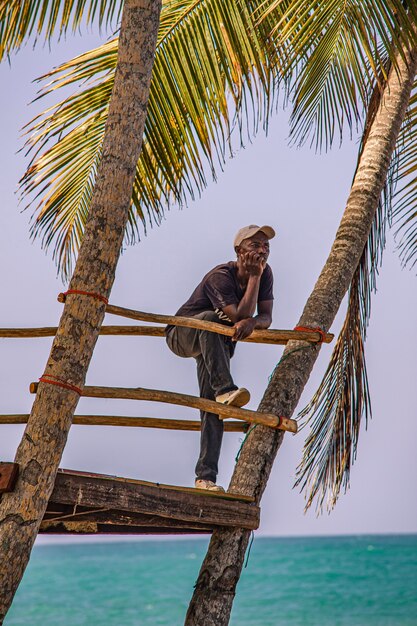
253;299;273;329
231;299;273;341
221;251;266;324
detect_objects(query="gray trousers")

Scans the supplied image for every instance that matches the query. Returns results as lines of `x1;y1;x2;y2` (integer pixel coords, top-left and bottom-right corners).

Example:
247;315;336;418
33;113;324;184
165;311;236;482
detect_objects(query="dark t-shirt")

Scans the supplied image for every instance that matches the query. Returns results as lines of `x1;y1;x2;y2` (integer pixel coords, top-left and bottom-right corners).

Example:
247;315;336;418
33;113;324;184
167;261;273;331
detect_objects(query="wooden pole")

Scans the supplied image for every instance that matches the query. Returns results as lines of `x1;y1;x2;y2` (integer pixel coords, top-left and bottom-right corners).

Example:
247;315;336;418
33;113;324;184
0;414;246;432
0;326;167;339
57;293;334;344
30;383;298;433
0;323;330;343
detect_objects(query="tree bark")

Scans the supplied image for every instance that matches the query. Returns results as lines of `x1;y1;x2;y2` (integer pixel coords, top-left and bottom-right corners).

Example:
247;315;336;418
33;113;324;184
185;42;417;626
0;0;161;620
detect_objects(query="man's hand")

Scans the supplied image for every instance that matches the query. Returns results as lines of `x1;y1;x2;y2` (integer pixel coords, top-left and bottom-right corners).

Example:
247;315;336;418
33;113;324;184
232;317;257;341
241;251;266;277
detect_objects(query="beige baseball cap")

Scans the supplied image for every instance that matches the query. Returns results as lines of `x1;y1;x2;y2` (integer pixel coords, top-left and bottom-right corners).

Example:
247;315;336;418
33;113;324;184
234;224;276;248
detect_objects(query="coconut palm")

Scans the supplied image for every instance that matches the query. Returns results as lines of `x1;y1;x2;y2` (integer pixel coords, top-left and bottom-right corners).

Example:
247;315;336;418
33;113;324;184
0;0;162;618
186;51;417;626
184;3;417;623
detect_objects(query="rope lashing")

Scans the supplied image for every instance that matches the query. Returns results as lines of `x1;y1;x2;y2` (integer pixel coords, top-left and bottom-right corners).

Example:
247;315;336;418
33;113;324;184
39;374;83;395
62;289;109;305
293;325;326;343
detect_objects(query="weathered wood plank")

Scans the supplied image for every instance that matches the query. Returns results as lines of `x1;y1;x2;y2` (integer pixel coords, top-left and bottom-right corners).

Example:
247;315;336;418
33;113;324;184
0;414;246;432
29;384;298;433
56;469;254;501
49;470;259;530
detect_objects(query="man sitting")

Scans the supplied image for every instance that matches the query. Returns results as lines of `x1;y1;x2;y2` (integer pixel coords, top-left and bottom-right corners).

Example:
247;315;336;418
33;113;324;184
165;225;275;491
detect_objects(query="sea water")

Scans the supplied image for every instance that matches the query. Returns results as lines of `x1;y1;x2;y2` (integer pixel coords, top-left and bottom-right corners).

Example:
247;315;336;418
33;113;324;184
5;534;417;626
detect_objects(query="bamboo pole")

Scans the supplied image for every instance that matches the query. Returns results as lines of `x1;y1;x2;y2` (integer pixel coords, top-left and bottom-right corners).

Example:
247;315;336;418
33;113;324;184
57;293;333;344
29;383;298;433
0;414;246;432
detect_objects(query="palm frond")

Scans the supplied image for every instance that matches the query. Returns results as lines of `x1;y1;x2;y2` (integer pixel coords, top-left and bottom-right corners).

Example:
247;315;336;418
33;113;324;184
294;73;399;512
261;0;417;149
20;0;281;278
294;176;395;511
392;86;417;269
0;0;122;60
295;266;371;513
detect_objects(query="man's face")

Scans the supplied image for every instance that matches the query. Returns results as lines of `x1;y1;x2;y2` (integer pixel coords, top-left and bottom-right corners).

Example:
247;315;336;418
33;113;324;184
237;232;270;262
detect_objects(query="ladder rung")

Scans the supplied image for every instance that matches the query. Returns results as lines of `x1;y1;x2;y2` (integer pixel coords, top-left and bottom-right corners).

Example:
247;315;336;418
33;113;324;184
0;414;246;432
30;383;298;434
57;294;334;344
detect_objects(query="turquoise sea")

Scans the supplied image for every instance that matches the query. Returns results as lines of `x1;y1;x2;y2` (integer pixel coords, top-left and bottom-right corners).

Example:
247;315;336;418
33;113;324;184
5;534;417;626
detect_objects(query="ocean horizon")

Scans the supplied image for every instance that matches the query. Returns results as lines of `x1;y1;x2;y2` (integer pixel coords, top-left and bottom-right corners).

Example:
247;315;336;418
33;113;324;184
5;533;417;625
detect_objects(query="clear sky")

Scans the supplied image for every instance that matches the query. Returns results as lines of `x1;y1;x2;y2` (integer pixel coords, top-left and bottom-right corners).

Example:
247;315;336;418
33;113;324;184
0;28;416;541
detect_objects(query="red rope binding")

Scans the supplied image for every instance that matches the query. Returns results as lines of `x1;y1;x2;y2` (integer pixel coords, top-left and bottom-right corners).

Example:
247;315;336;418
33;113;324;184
63;289;108;305
39;374;83;395
294;326;326;343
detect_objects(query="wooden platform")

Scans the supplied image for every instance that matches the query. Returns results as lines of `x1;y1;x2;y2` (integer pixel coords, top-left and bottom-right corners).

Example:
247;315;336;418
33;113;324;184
40;470;260;535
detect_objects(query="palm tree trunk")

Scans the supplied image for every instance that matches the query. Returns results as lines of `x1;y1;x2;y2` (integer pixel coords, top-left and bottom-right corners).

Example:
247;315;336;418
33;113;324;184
0;0;161;620
185;40;417;626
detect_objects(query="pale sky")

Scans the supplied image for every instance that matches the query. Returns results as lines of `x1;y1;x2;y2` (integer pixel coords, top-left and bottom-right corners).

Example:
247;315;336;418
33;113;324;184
0;28;416;541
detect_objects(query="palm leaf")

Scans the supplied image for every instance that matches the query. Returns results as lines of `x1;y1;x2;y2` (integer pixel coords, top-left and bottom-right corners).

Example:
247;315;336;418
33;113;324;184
261;0;417;149
0;0;122;60
295;268;370;512
294;160;397;512
294;59;413;510
20;0;281;277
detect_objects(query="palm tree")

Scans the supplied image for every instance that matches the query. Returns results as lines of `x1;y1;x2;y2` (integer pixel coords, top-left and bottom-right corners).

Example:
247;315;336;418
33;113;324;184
1;0;417;623
186;50;417;626
184;3;417;623
0;0;162;619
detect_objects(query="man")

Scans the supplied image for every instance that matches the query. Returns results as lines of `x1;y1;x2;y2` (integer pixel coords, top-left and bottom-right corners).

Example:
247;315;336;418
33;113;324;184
165;225;275;491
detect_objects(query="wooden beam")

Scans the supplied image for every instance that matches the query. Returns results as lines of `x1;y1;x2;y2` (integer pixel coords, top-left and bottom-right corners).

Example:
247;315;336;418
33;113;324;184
41;503;214;534
57;293;334;344
30;383;298;433
1;322;333;344
40;522;211;535
48;470;260;530
0;462;19;494
53;469;254;502
0;326;166;339
0;414;247;432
